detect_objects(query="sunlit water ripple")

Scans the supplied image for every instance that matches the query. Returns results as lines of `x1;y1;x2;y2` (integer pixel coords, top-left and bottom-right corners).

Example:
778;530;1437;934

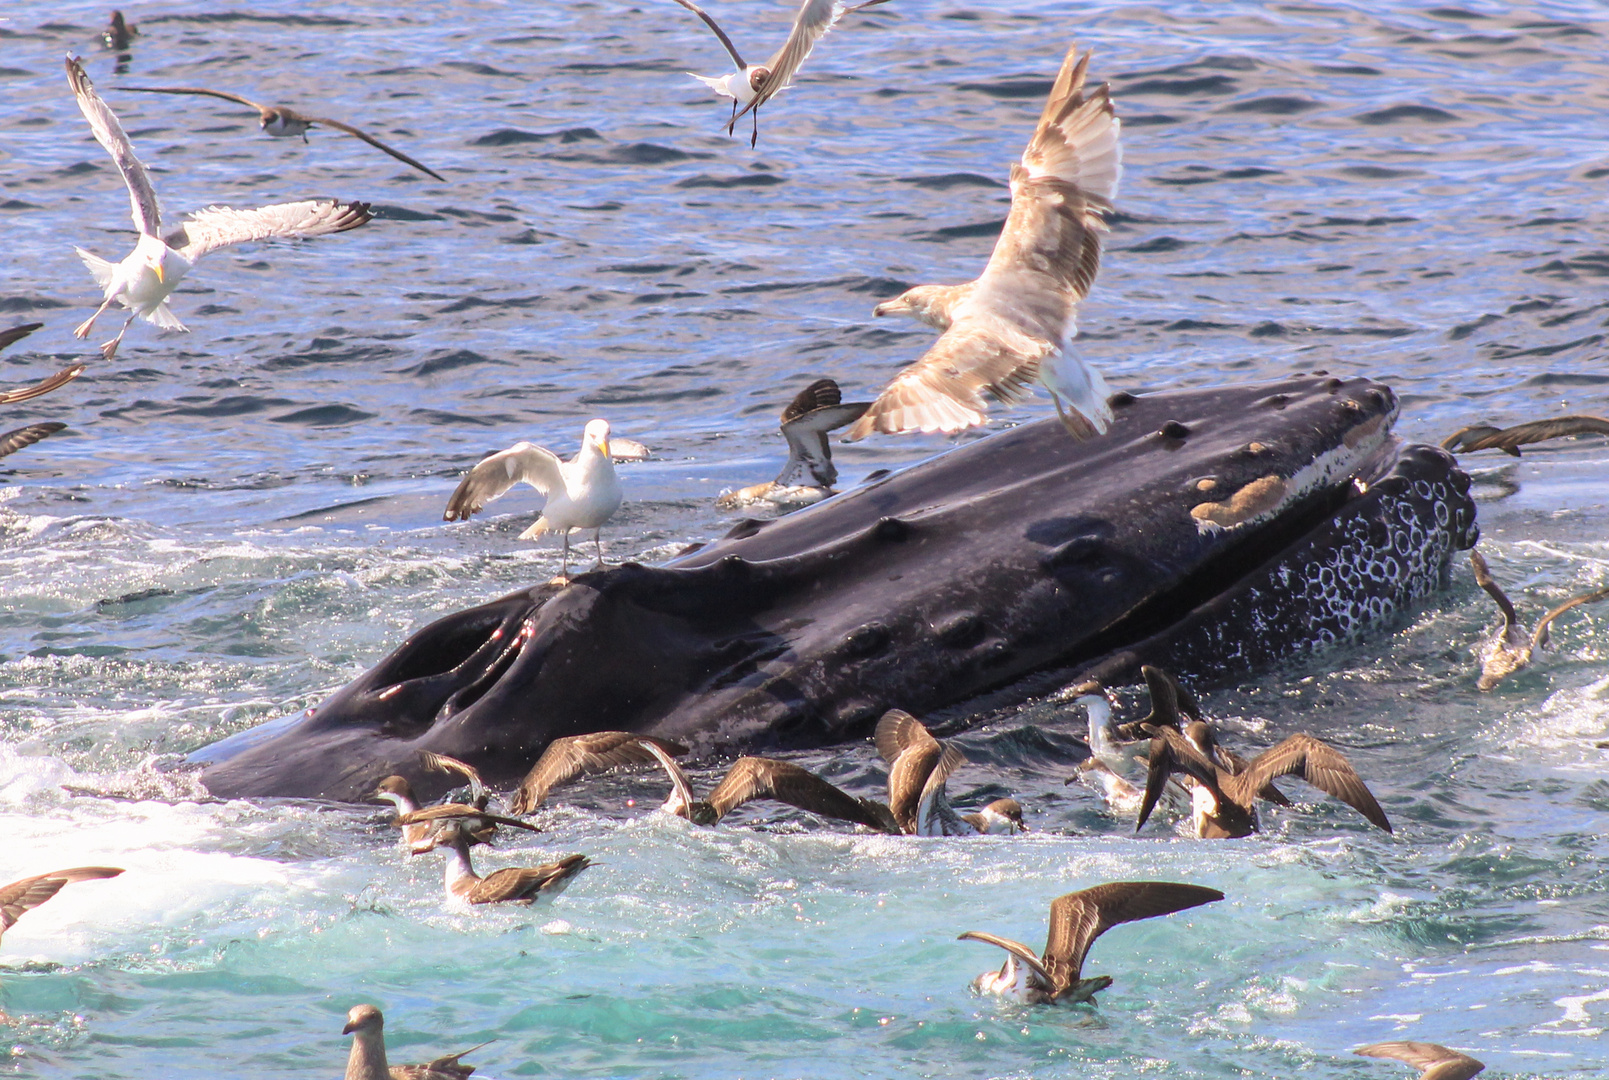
2;0;1607;1077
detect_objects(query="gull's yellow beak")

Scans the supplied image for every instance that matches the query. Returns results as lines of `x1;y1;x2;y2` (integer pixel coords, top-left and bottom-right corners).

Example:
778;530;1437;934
600;437;611;459
153;261;165;285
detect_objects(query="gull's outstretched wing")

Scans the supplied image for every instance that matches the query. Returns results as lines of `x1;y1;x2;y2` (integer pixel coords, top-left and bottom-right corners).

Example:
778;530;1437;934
0;422;69;459
301;114;445;182
444;441;565;521
846;45;1120;440
119;85;268;111
164;199;372;261
670;0;747;69
0;366;85;406
1042;882;1223;993
418;751;486;806
734;0;893;122
65;56;162;237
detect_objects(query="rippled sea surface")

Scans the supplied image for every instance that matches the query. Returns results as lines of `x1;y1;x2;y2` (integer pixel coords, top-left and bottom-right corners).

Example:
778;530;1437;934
3;1;1608;1076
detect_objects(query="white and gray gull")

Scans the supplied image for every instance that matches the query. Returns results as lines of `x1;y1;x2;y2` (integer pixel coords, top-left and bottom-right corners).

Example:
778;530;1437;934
847;42;1122;440
443;419;649;580
65;56;372;359
670;0;891;147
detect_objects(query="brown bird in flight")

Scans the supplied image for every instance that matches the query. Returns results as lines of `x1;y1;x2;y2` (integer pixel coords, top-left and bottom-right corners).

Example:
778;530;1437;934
1354;1040;1484;1080
1;866;124;947
1442;414;1609;457
118;85;445;181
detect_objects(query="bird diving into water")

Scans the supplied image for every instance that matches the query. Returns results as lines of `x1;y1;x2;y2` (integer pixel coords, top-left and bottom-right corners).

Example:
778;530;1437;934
847;42;1122;440
670;0;891;147
716;378;870;509
117;84;445;181
65;56;373;359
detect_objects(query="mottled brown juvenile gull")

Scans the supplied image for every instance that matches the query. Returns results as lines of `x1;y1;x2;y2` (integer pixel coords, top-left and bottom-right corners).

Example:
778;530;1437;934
671;0;891;147
119;85;445;181
717;378;870;509
342;1004;488;1080
1354;1041;1485;1080
959;881;1222;1004
0;866;124;946
66;56;372;359
443;419;648;580
847;44;1121;440
1470;549;1609;691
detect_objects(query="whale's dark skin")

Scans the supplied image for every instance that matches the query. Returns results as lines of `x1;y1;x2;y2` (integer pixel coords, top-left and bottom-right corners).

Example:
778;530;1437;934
196;375;1478;802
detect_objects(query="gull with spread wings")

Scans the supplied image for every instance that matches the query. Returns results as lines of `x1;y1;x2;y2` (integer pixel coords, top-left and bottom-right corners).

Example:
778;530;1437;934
118;84;444;181
65;56;372;360
671;0;890;147
847;43;1122;440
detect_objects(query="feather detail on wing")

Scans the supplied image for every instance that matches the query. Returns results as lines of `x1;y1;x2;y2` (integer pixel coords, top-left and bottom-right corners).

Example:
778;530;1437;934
956;930;1052;982
0;422;69;459
0;866;124;940
164;199;371;261
510;732;688;813
0;324;43;353
1043;882;1223;993
444;441;565;521
65;56;162;237
0;366;85;406
304;115;445;181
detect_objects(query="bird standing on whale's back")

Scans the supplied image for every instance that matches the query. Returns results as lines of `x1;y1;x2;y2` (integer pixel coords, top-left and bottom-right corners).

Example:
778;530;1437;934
849;42;1121;440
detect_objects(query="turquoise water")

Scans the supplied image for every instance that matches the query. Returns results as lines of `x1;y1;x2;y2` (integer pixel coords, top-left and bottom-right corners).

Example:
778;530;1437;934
3;0;1609;1076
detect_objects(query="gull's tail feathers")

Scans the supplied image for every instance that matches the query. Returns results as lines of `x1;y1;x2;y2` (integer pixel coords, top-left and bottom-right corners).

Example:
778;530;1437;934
1041;352;1112;439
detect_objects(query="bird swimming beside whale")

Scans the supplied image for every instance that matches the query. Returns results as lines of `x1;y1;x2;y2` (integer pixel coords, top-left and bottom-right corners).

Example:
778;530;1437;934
959;881;1223;1004
716;378;870;509
848;42;1121;440
509;731;690;814
639;742;899;831
117;84;445;181
875;710;1026;835
419;818;588;906
443;419;649;580
65;57;373;359
341;1003;487;1080
670;0;891;147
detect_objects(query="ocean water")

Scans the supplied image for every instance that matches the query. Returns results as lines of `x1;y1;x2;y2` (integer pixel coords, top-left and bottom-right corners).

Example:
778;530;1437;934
2;0;1608;1076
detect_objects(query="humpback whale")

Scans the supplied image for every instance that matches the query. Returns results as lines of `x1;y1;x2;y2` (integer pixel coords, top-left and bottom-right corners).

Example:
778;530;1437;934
195;375;1478;802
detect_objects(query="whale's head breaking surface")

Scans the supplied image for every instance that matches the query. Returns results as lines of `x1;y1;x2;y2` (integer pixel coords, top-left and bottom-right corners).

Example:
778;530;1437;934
195;376;1477;801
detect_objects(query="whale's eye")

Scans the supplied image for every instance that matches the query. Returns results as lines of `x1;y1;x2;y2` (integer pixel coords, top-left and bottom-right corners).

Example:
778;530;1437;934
750;67;771;92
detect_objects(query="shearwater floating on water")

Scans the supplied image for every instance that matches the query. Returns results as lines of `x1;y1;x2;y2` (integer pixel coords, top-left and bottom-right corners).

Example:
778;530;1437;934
876;710;1026;835
341;1003;488;1080
420;819;588;906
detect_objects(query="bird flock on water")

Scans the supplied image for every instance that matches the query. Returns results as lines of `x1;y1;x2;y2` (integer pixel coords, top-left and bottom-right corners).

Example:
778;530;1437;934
8;3;1609;1076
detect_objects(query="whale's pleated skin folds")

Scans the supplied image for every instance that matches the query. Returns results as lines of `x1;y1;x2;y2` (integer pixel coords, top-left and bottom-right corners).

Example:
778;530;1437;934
196;376;1477;801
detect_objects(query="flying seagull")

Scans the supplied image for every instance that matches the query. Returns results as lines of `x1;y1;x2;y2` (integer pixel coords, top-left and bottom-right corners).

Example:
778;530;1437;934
65;56;372;359
717;378;870;509
1354;1041;1485;1080
443;419;649;580
1136;721;1391;839
1442;414;1609;457
671;0;891;147
959;881;1223;1004
118;85;445;181
875;709;1027;835
1469;549;1609;691
1;866;124;947
847;43;1122;440
509;731;690;814
419;819;589;905
341;1004;488;1080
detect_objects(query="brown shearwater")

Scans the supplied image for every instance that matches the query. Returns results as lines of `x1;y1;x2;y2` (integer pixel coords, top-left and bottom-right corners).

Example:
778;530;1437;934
420;820;588;905
1;866;124;946
1470;549;1609;691
509;731;690;814
1354;1040;1485;1080
717;379;870;509
342;1003;488;1080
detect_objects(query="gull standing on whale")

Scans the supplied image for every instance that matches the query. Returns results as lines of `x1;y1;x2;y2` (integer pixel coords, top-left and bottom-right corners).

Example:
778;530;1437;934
443;420;649;580
670;0;890;147
118;85;445;181
65;57;373;359
847;43;1121;440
